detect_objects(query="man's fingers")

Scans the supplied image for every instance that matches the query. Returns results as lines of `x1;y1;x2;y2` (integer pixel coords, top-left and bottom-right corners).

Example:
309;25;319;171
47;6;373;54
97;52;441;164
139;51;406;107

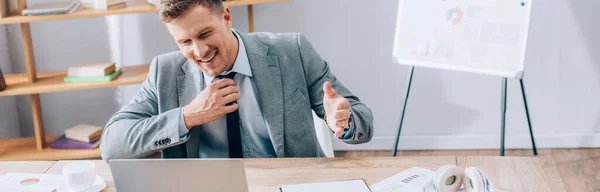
335;109;351;120
335;120;349;128
323;81;338;98
216;85;239;97
223;103;239;113
221;93;240;105
333;127;344;138
337;99;350;110
210;78;236;91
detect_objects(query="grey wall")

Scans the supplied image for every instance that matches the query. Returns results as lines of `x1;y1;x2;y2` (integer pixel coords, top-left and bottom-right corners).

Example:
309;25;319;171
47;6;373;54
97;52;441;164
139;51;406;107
6;17;121;137
252;0;600;150
2;0;599;150
0;25;20;139
3;4;251;138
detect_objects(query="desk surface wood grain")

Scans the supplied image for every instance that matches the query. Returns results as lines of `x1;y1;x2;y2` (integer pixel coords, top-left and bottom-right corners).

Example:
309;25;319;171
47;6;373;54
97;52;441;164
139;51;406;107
457;156;552;192
243;157;455;192
43;157;455;192
0;161;56;175
13;156;552;192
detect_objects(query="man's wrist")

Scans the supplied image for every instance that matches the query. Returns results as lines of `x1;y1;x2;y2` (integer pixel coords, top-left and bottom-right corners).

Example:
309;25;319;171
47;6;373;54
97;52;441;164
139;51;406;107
182;106;199;129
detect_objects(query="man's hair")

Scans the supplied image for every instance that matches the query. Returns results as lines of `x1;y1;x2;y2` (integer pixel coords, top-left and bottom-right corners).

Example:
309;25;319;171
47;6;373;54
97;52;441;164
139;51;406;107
157;0;224;22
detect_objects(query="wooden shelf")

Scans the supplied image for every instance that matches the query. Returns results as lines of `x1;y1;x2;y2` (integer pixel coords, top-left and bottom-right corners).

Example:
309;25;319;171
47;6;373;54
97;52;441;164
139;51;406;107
0;135;100;161
0;0;289;24
0;64;149;96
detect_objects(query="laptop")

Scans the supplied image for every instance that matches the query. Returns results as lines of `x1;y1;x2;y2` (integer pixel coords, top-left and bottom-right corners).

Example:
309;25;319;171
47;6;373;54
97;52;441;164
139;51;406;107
109;159;249;192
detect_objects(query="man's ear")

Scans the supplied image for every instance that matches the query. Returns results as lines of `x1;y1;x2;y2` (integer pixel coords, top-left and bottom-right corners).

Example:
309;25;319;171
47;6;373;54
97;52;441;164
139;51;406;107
223;7;232;29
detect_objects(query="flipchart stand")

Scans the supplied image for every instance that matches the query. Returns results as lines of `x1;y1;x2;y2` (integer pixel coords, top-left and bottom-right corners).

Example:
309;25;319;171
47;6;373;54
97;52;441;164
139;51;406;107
390;66;538;157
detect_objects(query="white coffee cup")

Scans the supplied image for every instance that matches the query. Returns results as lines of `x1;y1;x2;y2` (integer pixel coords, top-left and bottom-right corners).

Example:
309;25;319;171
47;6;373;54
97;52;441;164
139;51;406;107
62;161;96;191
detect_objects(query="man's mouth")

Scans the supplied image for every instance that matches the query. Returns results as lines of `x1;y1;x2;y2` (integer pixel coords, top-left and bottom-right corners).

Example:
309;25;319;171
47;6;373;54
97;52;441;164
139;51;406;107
198;50;218;63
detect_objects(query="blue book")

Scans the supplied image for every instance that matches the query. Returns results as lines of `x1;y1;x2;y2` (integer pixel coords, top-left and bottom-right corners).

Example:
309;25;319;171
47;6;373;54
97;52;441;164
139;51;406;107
50;135;100;149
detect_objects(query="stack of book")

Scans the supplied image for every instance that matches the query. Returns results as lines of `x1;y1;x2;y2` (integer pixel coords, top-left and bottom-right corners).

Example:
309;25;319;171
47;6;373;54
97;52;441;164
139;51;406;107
21;0;81;16
50;124;102;149
81;0;126;10
64;62;122;83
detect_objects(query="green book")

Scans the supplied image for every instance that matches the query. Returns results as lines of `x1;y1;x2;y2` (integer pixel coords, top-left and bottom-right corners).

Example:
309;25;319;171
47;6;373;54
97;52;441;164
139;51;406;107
64;69;122;83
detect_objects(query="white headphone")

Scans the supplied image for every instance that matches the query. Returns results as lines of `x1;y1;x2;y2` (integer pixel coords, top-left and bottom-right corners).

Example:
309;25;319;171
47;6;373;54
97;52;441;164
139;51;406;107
428;164;499;192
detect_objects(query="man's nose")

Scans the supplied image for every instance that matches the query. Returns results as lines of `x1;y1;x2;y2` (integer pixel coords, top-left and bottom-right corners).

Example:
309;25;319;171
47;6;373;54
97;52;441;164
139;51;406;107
192;42;209;58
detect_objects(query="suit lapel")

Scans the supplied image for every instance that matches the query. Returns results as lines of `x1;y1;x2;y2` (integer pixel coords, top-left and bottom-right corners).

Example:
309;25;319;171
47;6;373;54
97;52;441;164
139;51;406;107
177;60;204;158
176;31;286;158
239;31;285;157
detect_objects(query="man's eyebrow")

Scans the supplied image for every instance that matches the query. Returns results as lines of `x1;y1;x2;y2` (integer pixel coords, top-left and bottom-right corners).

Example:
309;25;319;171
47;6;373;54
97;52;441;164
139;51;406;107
176;27;211;44
176;38;189;44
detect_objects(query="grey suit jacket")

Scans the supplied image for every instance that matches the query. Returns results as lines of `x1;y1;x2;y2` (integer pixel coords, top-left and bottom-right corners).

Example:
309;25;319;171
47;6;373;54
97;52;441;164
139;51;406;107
100;31;374;161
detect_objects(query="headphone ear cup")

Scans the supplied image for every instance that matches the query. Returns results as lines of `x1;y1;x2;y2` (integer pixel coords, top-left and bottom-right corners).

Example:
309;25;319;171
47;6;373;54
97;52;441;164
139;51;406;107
431;164;464;192
463;167;486;192
475;168;494;192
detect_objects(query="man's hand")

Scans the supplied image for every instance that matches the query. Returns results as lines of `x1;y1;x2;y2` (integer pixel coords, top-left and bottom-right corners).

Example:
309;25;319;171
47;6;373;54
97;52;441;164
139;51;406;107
182;79;240;129
323;81;351;138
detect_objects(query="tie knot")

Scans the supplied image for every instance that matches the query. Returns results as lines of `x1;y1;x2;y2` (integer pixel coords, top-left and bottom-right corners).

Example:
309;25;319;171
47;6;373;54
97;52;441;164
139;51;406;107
217;72;237;80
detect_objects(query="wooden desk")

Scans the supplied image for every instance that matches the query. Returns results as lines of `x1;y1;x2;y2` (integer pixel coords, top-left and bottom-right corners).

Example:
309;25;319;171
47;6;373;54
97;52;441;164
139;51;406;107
0;161;56;175
457;156;552;192
242;157;454;192
7;156;552;192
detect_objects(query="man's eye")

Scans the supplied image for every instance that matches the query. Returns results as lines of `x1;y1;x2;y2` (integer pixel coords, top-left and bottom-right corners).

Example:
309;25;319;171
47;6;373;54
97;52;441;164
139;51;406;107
199;32;211;39
182;40;191;45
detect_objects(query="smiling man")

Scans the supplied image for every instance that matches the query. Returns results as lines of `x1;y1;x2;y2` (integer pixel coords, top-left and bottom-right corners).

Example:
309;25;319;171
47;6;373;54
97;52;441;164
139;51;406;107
100;0;373;160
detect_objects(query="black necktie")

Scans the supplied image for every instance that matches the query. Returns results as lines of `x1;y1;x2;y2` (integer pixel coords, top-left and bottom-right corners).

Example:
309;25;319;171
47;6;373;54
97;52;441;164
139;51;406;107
217;72;243;158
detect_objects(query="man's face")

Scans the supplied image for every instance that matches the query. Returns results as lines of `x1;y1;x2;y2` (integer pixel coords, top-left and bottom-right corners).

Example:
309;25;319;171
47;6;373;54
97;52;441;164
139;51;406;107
165;5;235;77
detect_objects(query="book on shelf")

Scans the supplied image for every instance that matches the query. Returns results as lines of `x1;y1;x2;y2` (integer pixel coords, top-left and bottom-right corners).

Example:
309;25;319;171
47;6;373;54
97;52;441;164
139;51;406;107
64;124;103;143
50;135;101;149
67;62;116;77
81;0;126;10
21;0;81;16
64;69;122;83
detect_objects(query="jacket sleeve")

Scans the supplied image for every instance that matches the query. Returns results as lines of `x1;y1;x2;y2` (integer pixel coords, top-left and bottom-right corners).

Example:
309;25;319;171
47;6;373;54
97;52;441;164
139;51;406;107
297;34;374;144
100;56;190;161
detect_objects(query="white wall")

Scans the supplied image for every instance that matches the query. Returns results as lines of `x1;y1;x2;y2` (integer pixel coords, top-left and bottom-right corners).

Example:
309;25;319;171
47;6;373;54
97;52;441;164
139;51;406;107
252;0;600;150
3;0;599;150
0;25;20;139
7;16;121;136
4;4;250;138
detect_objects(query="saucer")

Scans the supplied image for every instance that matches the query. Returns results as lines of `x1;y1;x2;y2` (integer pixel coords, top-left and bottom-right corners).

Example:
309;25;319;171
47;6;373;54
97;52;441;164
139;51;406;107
66;175;107;192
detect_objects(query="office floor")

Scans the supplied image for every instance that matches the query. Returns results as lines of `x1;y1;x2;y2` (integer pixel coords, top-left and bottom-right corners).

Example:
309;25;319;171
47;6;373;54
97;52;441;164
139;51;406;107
336;149;600;192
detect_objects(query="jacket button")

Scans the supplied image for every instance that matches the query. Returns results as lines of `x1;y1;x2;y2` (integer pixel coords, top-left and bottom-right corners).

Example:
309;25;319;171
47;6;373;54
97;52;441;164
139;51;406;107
358;132;364;138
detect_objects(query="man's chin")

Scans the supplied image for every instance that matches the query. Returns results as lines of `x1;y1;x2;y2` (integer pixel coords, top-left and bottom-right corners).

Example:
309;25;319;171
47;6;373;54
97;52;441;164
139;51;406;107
202;69;225;77
194;65;221;77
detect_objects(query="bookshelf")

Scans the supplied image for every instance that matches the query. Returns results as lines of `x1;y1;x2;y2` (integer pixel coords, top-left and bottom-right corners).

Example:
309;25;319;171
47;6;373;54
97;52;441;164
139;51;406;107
0;0;288;24
0;64;149;96
0;136;101;161
0;0;289;160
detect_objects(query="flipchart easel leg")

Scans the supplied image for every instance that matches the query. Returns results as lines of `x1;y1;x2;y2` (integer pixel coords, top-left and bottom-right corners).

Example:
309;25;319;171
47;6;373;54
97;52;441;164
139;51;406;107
392;66;415;157
500;78;508;156
520;79;538;156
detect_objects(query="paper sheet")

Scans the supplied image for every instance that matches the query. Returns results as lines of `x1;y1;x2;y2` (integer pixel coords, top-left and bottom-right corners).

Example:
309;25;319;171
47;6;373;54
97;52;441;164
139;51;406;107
0;173;63;192
370;167;435;192
280;179;371;192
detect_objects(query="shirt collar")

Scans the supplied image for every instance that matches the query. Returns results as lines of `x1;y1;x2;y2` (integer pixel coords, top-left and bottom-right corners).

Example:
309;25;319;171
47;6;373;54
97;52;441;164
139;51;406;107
204;29;252;84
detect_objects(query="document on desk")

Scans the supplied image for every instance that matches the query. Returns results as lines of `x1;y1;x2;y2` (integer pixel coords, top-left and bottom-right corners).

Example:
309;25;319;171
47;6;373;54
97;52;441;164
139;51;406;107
0;173;63;192
370;167;435;192
280;179;371;192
